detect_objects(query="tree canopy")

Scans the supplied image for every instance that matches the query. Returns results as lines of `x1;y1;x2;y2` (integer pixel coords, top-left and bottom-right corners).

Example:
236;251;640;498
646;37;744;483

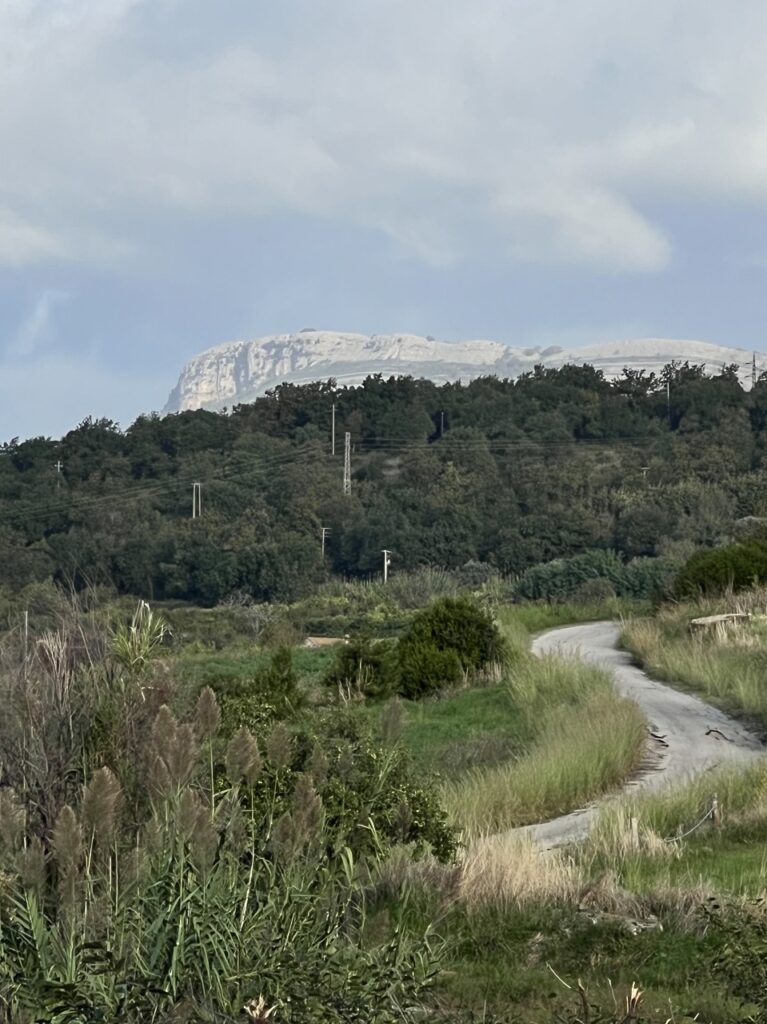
2;362;766;604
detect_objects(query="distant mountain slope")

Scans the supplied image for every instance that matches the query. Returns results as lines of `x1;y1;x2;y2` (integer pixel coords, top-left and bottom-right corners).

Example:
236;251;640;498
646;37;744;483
164;330;767;413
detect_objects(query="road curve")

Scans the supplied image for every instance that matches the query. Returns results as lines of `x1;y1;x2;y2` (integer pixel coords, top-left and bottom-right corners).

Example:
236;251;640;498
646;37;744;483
516;620;765;847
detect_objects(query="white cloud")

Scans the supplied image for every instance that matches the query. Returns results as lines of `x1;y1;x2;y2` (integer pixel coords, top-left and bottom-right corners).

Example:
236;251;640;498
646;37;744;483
2;0;767;271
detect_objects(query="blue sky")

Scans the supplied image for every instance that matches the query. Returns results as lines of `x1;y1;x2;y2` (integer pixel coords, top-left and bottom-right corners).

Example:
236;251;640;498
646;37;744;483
3;0;767;439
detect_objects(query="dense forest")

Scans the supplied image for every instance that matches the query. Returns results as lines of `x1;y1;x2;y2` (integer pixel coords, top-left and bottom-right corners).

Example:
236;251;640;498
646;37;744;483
2;360;766;605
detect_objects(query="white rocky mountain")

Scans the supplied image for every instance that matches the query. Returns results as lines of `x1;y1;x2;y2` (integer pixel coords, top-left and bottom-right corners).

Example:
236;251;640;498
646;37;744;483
163;330;767;413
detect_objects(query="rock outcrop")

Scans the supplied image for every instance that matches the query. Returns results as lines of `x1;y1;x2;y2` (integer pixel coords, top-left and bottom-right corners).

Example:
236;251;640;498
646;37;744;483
164;330;767;413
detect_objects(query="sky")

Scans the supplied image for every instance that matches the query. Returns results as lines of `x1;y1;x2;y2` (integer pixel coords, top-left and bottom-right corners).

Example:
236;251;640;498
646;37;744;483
4;0;767;439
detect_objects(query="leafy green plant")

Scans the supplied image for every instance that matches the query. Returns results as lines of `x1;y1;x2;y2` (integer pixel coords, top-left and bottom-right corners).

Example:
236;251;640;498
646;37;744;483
396;596;506;698
673;539;767;597
110;600;170;674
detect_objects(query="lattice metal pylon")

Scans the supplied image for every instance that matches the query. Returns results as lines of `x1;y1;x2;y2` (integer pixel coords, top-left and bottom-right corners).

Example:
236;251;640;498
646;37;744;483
343;432;351;495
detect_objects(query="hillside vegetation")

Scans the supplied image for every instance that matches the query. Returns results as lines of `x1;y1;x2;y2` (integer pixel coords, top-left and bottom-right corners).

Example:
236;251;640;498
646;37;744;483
3;360;767;605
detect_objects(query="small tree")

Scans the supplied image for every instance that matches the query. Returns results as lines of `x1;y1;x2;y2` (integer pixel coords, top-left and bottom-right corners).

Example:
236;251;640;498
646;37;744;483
397;597;506;698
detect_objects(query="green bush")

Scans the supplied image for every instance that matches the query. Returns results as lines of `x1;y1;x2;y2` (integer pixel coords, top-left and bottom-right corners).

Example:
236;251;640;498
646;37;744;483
398;641;463;700
673;539;767;597
323;639;398;698
513;549;676;602
396;597;506;698
208;646;301;735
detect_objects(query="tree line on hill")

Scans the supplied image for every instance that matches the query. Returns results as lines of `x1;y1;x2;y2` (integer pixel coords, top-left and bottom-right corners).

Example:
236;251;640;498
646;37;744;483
2;360;767;605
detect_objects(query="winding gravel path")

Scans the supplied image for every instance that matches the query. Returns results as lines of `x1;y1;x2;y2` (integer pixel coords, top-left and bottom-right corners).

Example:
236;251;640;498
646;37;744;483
515;620;765;847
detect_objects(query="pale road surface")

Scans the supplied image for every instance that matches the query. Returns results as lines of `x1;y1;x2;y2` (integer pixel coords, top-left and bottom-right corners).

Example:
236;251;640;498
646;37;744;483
516;620;765;848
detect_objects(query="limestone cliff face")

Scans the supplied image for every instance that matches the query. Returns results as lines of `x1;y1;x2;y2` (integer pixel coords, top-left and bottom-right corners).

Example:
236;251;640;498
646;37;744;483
164;330;767;413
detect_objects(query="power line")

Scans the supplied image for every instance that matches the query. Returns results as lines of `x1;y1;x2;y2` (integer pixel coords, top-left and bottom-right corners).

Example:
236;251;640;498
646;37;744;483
0;443;325;526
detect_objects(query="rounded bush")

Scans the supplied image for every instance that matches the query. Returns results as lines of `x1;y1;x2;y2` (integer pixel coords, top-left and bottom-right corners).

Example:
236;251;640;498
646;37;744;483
396;596;506;698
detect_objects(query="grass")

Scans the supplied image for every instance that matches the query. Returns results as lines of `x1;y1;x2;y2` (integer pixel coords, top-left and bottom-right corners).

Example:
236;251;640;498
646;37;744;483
382;686;522;777
622;588;767;729
375;762;767;1023
497;596;649;637
440;654;646;835
175;645;337;691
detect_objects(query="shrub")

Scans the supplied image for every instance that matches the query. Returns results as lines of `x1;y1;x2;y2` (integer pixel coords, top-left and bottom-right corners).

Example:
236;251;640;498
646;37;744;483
209;647;302;736
323;639;398;698
513;549;676;602
398;641;463;700
674;539;767;597
396;597;506;698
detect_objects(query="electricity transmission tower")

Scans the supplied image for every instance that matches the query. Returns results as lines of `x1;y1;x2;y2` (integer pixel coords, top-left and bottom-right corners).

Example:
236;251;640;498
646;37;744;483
331;403;336;455
321;526;331;557
54;460;64;491
192;482;202;519
343;433;351;495
382;549;391;583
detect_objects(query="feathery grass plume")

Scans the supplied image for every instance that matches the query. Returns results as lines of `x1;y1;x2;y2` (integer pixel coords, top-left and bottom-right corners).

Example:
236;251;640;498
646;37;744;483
165;723;198;788
194;686;221;740
177;787;219;870
270;811;298;864
148;706;199;791
18;836;46;893
266;722;293;771
380;698;403;747
178;787;205;842
147;753;173;799
150;704;178;752
309;743;328;786
216;792;247;854
225;726;262;787
81;767;122;849
0;787;26;856
53;804;83;904
291;774;323;844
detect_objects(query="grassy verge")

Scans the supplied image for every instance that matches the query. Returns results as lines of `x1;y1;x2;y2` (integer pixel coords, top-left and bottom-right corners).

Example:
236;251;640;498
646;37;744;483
622;588;767;729
378;763;767;1022
440;655;646;835
498;596;648;637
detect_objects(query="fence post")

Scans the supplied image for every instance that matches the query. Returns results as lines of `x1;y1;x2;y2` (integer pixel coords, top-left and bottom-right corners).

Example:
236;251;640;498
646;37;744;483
711;793;721;829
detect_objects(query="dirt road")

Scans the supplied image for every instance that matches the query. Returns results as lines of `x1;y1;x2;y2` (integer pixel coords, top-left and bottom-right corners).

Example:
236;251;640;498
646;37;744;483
515;620;765;847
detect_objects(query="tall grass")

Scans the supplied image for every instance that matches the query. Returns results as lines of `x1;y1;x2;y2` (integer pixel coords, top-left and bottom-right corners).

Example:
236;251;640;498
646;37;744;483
0;601;442;1022
588;761;767;861
441;655;646;836
623;588;767;726
497;597;647;638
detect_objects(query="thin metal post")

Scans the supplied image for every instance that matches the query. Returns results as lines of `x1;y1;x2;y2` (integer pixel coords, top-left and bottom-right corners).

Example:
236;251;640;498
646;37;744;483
343;433;351;495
